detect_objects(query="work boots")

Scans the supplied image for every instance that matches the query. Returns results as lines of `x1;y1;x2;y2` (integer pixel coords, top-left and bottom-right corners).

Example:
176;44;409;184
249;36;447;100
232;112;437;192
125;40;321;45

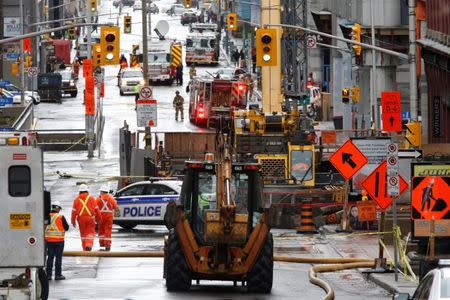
55;275;66;280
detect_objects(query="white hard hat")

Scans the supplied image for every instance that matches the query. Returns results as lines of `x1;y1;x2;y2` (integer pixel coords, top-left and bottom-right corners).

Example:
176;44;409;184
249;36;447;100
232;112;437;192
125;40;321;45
52;200;62;208
78;184;89;193
100;185;109;193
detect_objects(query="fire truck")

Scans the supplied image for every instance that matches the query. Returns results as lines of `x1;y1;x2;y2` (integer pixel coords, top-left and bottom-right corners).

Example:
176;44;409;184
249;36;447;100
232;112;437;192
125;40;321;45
0;132;50;299
188;76;248;127
185;31;219;65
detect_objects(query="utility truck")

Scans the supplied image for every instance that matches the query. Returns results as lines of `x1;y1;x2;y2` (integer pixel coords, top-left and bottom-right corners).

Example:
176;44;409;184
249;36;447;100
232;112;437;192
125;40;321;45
0;144;49;299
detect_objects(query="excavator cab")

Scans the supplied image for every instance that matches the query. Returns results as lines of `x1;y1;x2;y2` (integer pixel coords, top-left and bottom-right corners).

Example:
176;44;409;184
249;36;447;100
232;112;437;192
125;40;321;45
164;144;273;293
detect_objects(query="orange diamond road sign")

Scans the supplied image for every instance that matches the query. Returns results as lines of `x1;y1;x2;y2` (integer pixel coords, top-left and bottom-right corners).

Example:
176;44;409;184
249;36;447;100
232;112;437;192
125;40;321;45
411;176;450;220
361;160;408;211
329;139;368;181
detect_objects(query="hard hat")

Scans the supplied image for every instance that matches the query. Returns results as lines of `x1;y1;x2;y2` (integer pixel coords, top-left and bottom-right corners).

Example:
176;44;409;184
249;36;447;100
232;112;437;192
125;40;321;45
100;185;109;193
52;200;62;209
78;184;89;193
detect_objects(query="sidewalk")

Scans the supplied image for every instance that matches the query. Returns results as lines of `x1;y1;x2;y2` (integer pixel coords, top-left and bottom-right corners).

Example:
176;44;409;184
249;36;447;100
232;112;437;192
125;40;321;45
321;225;419;296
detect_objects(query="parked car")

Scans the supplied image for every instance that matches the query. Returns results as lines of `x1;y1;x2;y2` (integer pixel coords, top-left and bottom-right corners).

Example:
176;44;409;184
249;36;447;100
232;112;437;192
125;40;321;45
118;68;145;96
0;89;34;105
54;68;78;98
113;179;182;229
393;260;450;300
0;80;40;104
149;3;159;13
181;10;199;25
166;4;185;15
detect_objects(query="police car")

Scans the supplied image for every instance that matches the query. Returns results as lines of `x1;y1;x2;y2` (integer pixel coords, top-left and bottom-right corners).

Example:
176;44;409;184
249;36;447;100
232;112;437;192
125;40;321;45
113;180;181;230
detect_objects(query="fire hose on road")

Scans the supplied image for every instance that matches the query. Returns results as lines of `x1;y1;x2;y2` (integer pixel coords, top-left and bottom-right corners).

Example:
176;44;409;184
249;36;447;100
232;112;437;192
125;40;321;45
64;251;375;299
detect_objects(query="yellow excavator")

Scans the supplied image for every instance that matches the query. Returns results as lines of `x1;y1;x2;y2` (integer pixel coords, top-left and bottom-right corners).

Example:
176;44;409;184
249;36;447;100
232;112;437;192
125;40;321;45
163;124;273;292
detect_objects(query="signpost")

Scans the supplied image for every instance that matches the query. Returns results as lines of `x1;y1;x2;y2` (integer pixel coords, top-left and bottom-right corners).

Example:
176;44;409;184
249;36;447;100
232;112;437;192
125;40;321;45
381;91;402;132
386;142;399;281
329;139;368;232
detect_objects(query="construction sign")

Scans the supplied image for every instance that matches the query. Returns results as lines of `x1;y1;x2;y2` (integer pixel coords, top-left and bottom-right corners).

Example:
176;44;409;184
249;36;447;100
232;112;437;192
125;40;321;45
329;139;368;181
411;176;450;220
361;161;408;211
356;201;377;222
381;91;402;132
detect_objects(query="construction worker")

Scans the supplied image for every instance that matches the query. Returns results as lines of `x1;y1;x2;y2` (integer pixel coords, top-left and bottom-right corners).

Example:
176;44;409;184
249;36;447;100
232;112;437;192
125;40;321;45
134;84;140;109
189;63;197;79
71;184;102;251
45;201;69;281
173;91;184;121
176;63;183;86
96;185;119;251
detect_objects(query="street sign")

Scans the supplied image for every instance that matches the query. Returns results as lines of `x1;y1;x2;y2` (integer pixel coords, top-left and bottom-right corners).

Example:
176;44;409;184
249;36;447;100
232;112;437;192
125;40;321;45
398;149;422;159
27;67;38;77
137;99;157;127
85;76;95;115
306;35;317;48
381;91;402;132
387;143;399;196
411;176;450;220
139;86;153;99
329;139;368;181
83;59;93;78
361;161;408;211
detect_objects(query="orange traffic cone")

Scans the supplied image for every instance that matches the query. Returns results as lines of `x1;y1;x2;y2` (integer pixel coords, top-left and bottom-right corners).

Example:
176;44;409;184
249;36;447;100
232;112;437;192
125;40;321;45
297;199;318;234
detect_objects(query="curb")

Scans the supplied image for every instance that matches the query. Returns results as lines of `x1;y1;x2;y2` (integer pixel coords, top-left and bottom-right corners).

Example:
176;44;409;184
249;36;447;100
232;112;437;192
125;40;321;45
366;273;398;294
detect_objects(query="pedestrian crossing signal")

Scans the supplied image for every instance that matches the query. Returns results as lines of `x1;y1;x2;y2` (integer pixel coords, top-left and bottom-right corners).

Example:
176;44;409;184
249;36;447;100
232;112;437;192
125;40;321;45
68;27;76;40
256;28;278;67
227;13;237;31
342;88;350;103
124;16;132;34
184;0;192;8
91;0;97;12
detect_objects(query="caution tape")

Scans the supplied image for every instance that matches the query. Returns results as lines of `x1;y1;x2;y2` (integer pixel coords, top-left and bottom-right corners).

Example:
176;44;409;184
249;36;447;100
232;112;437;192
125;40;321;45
62;135;86;153
329;231;393;239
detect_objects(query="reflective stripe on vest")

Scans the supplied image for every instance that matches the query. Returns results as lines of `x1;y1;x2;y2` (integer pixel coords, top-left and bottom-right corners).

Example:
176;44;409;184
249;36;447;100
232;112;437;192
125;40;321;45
78;196;93;216
45;213;65;240
99;198;113;213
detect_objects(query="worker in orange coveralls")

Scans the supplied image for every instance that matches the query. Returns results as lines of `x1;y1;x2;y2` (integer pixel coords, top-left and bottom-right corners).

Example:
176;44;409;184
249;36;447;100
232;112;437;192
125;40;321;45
96;185;120;251
71;184;102;251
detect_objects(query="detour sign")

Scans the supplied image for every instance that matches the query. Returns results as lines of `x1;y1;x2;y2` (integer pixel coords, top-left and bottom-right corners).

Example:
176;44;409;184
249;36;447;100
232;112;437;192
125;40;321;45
411;176;450;220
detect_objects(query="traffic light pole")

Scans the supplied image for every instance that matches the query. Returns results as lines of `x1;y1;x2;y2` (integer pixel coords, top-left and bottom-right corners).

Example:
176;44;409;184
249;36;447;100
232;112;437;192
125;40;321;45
370;0;378;130
19;0;25;106
142;0;152;178
86;0;94;158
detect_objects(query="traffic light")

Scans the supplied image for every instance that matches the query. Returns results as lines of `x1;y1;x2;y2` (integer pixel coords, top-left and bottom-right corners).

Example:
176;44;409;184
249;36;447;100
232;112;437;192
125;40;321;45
184;0;192;8
256;28;278;67
351;23;361;57
91;0;97;12
92;43;101;66
342;88;350;103
12;63;19;76
351;86;360;103
24;56;32;68
227;13;237;31
68;27;76;40
100;26;120;65
124;16;132;34
405;121;422;148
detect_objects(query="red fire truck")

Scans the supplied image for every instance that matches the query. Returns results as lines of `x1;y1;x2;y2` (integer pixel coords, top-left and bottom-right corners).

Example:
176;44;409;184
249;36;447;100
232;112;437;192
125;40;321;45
188;77;248;127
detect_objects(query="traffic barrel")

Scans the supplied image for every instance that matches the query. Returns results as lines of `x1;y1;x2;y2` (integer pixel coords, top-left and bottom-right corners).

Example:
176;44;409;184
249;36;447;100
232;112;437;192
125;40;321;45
297;199;318;234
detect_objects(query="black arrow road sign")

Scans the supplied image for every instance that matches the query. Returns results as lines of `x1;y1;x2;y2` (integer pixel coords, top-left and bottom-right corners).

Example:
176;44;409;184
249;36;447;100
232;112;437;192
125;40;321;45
398;149;422;159
342;153;357;168
389;116;395;127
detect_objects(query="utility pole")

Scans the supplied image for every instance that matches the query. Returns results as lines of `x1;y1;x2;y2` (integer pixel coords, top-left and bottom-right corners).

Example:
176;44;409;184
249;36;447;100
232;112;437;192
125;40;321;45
142;0;152;178
370;0;378;130
148;2;152;43
409;0;418;121
19;0;25;105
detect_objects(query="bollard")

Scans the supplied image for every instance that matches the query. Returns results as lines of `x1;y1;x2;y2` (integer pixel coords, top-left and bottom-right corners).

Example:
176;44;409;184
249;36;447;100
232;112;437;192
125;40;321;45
297;199;318;234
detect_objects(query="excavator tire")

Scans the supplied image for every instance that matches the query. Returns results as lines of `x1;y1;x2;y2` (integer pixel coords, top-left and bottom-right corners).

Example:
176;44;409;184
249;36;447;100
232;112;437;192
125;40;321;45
166;229;192;291
247;232;273;293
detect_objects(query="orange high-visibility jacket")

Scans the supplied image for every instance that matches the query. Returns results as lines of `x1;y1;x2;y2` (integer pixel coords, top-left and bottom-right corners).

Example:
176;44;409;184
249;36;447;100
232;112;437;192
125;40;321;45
71;192;102;224
96;194;118;214
45;213;65;242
